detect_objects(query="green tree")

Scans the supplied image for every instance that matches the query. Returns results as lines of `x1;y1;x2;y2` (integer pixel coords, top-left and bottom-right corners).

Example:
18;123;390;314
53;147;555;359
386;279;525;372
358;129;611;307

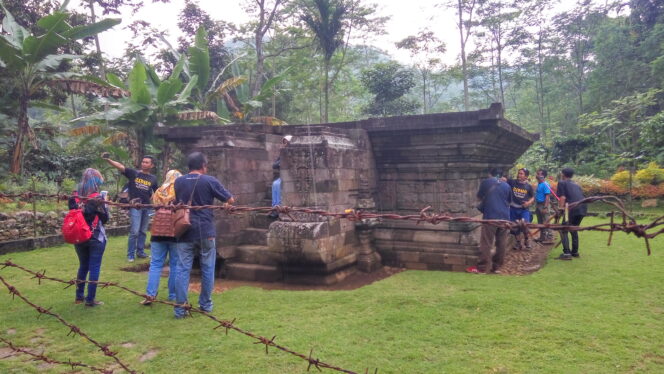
300;0;348;123
396;30;446;114
361;61;418;116
0;3;120;174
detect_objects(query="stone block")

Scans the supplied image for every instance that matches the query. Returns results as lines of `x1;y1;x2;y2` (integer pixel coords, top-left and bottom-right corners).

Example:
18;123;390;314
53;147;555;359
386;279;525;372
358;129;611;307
403;262;428;270
441;254;467;265
397;251;420;263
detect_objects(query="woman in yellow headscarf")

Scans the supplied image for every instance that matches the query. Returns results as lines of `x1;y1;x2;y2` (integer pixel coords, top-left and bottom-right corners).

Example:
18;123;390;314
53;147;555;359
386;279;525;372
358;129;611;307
142;169;182;305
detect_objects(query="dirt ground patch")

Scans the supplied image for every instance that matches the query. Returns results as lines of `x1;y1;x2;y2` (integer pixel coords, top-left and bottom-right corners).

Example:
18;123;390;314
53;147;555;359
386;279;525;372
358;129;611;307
188;266;406;293
499;239;558;275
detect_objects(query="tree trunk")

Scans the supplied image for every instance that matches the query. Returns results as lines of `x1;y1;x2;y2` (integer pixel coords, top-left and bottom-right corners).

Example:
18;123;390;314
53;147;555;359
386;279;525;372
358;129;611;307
422;69;427;114
10;97;29;174
88;0;107;80
497;40;505;105
536;30;546;140
458;0;470;110
323;58;330;123
251;22;265;98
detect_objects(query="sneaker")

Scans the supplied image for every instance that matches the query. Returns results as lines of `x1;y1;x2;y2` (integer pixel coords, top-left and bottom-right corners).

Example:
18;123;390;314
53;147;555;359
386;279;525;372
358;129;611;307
127;257;135;263
571;252;580;258
137;253;149;259
524;241;533;250
85;300;104;307
267;211;279;220
465;266;483;274
557;253;572;260
74;299;84;305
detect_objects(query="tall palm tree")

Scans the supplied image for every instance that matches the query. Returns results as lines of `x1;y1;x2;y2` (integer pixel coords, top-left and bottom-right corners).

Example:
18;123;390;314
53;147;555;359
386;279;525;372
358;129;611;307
301;0;347;123
0;2;121;174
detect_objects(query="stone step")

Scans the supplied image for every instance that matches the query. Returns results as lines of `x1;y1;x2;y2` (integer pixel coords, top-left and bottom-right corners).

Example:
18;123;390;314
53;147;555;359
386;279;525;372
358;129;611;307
249;213;273;230
224;262;283;282
233;244;281;266
240;228;268;246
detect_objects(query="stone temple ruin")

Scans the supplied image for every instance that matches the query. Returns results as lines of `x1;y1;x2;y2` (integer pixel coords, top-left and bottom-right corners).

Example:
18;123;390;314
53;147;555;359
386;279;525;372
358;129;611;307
159;103;537;284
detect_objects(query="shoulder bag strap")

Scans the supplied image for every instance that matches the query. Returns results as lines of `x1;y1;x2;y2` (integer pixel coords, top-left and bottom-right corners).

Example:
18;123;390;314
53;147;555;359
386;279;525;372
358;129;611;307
187;175;202;205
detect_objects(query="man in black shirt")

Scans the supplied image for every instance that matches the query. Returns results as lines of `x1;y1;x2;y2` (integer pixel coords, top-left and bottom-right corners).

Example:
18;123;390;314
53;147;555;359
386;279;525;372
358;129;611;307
103;153;158;261
173;152;234;319
505;168;535;250
556;167;587;260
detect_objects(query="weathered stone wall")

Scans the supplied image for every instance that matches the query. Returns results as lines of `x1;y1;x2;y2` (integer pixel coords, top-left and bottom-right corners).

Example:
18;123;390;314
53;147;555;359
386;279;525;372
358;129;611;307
0;207;130;242
158;104;537;283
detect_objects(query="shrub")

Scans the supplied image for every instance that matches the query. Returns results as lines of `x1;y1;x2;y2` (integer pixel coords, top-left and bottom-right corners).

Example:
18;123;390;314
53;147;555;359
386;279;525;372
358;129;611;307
574;175;604;195
599;180;628;196
635;162;664;185
633;184;664;198
610;170;634;189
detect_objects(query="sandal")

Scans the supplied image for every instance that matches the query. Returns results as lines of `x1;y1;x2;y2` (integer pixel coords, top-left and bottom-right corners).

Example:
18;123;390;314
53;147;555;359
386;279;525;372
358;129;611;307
140;296;155;306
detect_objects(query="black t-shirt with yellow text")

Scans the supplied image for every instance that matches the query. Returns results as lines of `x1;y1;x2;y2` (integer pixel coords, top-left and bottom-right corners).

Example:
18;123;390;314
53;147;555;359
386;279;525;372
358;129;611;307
123;168;158;204
507;179;534;208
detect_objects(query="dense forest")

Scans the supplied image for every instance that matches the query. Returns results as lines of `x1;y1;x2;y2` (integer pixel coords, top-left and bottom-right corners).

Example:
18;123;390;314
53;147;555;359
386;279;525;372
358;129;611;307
0;0;662;191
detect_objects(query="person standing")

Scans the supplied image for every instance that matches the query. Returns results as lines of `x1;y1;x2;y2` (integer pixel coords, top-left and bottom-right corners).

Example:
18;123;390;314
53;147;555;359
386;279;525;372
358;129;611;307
69;168;109;307
506;168;535;250
141;169;182;305
173;152;235;318
466;168;511;274
556;167;587;260
534;169;554;244
268;135;292;219
102;153;158;261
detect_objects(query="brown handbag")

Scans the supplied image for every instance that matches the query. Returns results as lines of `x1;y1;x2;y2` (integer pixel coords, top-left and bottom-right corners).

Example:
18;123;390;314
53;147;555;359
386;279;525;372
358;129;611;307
173;175;201;238
151;208;176;237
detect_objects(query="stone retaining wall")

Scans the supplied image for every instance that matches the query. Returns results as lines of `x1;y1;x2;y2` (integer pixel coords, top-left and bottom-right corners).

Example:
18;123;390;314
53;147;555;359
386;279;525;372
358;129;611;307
0;207;130;242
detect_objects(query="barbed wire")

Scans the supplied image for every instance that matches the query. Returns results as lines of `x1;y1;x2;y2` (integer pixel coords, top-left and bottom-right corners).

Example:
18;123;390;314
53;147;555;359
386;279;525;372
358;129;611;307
0;260;365;374
1;192;661;254
0;336;111;373
0;275;137;373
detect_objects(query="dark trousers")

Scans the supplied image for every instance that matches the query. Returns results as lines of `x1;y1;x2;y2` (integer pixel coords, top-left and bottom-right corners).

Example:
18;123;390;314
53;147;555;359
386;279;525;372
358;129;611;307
478;224;509;272
74;238;106;303
561;215;584;254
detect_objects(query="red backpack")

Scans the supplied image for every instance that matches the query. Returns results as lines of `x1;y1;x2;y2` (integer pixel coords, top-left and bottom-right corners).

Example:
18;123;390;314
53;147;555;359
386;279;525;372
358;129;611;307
62;193;99;244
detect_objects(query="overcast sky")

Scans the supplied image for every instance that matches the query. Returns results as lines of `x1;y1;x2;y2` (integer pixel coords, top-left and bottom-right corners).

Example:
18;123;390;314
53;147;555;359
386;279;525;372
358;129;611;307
95;0;583;66
96;0;459;64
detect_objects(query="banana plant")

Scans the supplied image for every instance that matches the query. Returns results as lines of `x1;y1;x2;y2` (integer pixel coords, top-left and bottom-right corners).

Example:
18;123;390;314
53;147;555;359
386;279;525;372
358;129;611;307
72;58;226;162
0;1;121;174
162;26;290;125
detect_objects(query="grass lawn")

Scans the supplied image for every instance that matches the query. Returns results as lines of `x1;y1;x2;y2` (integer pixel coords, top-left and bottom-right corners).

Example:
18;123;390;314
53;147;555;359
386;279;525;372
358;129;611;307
0;217;662;373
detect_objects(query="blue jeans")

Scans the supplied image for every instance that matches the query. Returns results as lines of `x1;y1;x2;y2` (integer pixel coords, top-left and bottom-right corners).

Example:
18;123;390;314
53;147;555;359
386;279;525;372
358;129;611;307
146;241;179;300
74;238;106;303
128;208;152;259
271;177;282;206
174;238;217;318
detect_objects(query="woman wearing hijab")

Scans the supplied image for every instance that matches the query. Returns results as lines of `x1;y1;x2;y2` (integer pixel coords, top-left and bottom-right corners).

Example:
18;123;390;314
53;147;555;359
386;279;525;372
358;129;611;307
141;169;182;305
69;168;109;307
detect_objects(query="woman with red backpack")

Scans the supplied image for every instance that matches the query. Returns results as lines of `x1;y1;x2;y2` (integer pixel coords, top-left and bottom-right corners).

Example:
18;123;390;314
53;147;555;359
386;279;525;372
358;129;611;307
68;168;109;307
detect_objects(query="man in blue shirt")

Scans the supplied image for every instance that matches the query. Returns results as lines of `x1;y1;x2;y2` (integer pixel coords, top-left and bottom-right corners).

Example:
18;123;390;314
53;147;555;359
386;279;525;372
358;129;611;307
173;152;235;318
534;169;554;244
466;168;511;274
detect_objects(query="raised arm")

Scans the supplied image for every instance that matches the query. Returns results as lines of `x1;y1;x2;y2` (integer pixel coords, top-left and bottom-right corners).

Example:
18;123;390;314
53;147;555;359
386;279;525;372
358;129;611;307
101;152;126;173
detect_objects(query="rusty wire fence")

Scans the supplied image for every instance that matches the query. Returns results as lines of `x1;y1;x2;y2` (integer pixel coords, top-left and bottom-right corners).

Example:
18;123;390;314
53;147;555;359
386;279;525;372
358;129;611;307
0;192;662;373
